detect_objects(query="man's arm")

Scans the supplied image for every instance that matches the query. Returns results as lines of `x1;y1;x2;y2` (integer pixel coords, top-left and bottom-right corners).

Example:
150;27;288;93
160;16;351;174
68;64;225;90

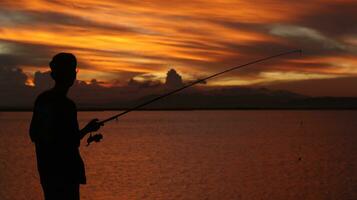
29;99;57;143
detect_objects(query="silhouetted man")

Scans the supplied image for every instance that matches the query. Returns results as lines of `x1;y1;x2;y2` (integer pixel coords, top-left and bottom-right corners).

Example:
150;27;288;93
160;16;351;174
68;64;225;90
29;53;102;200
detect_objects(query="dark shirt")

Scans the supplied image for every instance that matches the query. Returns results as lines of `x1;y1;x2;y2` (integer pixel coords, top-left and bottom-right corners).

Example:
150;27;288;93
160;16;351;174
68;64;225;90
30;90;86;184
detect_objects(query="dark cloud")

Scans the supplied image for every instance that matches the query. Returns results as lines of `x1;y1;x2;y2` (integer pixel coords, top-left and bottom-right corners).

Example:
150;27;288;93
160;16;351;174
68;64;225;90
0;8;141;35
107;70;144;85
0;39;102;73
34;71;53;90
0;40;112;71
127;78;161;88
0;67;35;107
0;67;27;86
165;69;184;88
0;40;55;68
295;2;357;37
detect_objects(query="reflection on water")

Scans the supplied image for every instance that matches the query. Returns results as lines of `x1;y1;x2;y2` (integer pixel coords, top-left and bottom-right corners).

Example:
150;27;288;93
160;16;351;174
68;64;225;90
0;111;356;199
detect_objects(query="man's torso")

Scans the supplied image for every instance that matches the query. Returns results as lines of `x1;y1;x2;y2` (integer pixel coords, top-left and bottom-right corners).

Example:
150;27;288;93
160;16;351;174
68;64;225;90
30;90;86;184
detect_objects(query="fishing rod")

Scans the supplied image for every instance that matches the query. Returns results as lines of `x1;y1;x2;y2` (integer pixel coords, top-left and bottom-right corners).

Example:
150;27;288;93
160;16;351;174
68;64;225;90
86;49;302;146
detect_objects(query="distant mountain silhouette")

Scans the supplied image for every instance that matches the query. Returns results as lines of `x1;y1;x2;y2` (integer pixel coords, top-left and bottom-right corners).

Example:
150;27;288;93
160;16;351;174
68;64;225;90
79;87;357;110
2;85;357;110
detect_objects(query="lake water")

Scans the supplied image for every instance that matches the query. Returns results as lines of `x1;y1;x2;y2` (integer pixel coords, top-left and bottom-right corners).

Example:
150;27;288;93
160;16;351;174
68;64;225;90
0;111;356;200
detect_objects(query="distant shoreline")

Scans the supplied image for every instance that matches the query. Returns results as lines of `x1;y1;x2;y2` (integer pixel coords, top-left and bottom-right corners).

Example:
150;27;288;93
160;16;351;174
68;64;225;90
1;107;357;112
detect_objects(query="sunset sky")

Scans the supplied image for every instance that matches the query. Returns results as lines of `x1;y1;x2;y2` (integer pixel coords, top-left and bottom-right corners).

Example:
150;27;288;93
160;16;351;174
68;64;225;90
1;0;357;96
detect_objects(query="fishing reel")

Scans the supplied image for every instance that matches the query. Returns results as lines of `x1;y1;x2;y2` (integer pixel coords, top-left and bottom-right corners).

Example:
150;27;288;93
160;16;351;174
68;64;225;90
86;133;103;146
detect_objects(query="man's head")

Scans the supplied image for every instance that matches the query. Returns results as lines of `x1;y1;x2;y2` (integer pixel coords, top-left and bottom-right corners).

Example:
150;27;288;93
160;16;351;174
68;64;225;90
50;53;77;88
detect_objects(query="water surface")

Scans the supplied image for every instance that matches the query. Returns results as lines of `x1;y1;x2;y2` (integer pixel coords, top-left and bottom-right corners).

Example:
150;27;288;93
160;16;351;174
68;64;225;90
0;111;356;199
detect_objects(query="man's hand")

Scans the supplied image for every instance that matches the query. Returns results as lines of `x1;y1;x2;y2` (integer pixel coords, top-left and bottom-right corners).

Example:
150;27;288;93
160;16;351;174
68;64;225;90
84;119;103;133
80;119;103;139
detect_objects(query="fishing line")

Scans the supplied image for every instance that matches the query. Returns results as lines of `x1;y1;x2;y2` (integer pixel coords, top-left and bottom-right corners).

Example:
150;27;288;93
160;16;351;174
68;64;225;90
86;49;302;146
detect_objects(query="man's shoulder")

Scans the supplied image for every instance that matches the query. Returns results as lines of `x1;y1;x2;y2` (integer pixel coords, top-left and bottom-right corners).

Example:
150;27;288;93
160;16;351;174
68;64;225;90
34;90;77;110
35;90;55;105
